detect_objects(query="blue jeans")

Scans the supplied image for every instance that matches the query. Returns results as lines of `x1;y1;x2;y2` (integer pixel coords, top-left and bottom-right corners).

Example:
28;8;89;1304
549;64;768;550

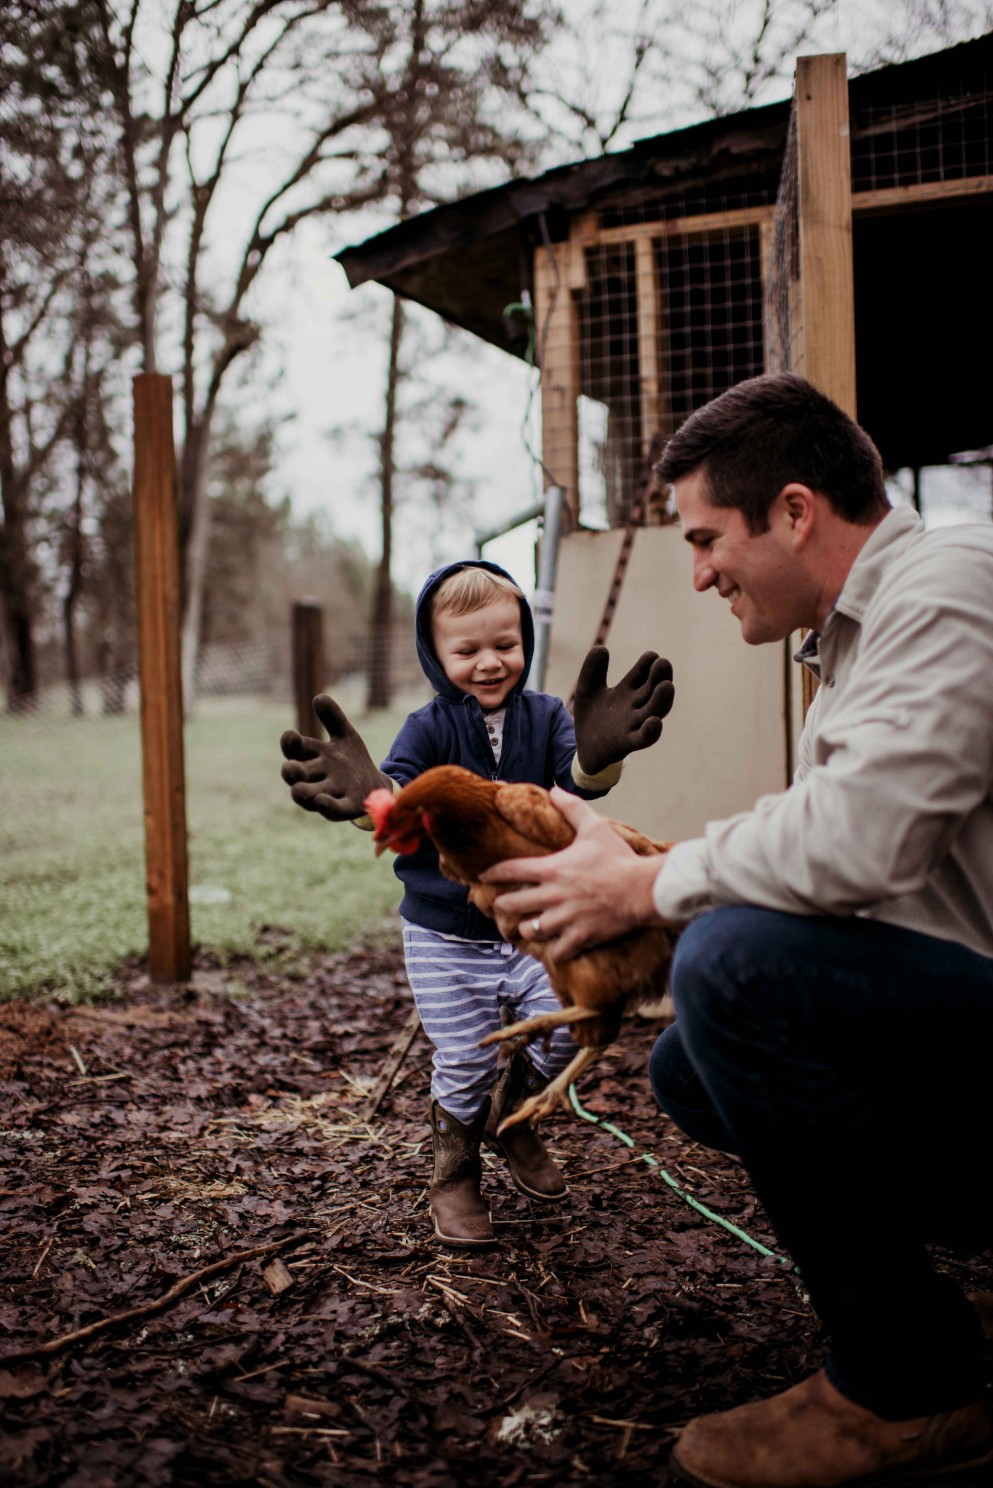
649;906;993;1419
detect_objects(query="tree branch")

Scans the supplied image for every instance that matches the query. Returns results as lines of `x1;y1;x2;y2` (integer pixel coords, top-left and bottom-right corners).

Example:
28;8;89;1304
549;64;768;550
0;1231;314;1366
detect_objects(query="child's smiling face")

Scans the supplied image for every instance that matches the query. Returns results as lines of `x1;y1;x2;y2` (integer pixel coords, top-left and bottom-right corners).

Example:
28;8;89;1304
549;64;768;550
432;596;526;710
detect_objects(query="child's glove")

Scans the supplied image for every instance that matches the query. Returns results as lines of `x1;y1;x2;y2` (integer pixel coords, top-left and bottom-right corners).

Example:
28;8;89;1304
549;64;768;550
573;646;675;776
280;695;392;821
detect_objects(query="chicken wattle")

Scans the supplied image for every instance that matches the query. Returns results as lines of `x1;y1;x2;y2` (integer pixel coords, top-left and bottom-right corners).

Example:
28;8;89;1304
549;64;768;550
365;787;425;856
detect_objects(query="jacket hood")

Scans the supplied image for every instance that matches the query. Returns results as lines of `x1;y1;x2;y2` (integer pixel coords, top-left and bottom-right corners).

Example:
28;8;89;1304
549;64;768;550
414;559;535;701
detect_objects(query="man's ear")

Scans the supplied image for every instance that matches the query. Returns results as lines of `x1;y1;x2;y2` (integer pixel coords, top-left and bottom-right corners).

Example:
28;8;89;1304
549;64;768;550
777;483;818;548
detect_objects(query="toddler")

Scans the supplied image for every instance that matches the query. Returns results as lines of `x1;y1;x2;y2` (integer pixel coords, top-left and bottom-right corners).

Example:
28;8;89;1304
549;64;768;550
280;559;673;1247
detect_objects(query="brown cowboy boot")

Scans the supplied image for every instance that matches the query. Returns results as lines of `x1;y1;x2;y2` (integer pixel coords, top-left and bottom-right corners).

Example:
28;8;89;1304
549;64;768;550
484;1052;568;1201
669;1367;993;1488
428;1100;496;1249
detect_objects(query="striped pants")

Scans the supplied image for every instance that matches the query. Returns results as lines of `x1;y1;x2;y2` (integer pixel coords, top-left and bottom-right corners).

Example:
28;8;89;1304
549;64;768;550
401;918;576;1124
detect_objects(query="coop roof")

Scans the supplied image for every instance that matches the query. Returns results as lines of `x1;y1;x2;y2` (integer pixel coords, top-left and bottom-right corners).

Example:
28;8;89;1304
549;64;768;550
335;96;790;357
335;35;993;470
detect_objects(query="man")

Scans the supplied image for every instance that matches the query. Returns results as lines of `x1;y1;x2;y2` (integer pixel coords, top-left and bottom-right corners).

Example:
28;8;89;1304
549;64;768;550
482;373;993;1487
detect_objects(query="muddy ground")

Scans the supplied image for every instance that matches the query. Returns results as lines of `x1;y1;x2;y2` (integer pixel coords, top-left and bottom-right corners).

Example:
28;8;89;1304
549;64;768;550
2;943;991;1487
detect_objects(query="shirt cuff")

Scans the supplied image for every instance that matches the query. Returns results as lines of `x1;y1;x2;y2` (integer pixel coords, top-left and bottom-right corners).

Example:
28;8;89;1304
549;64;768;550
652;838;715;924
352;776;397;831
571;754;623;791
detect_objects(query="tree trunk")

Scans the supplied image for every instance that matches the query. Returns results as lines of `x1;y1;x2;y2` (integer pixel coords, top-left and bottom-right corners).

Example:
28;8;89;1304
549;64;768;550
64;563;84;716
0;313;37;712
366;295;404;712
179;412;213;715
0;569;37;712
98;636;128;715
365;0;426;714
64;369;90;717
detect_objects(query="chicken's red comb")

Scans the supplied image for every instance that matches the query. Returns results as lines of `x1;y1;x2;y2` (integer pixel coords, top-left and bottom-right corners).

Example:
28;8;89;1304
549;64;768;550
364;788;396;841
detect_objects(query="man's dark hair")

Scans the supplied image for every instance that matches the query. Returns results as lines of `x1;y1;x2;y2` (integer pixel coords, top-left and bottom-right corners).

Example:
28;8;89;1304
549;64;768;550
656;373;889;533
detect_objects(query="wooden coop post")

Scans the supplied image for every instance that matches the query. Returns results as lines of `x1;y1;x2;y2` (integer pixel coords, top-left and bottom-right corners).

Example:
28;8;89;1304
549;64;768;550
794;53;857;719
635;237;663;464
534;237;582;523
292;598;325;736
794;53;857;417
132;374;191;983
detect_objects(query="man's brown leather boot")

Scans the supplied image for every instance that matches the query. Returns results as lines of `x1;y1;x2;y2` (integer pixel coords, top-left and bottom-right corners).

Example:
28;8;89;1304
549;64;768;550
428;1100;496;1248
485;1052;568;1201
669;1367;993;1487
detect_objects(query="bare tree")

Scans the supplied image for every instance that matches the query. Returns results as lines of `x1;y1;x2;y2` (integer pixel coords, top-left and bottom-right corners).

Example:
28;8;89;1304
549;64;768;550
60;271;134;715
520;0;993;155
847;0;993;70
87;0;406;708
357;0;554;709
0;1;120;710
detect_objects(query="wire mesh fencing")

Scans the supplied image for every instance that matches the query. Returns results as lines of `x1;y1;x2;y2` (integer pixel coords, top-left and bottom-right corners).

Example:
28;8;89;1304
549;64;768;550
765;100;801;380
532;143;781;536
536;42;992;536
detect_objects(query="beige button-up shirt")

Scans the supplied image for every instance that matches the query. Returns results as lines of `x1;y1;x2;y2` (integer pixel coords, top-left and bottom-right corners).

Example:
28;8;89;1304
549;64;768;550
654;506;993;960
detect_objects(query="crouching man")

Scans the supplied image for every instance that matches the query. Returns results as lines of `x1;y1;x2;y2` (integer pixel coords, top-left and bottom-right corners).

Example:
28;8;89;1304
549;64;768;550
482;373;993;1488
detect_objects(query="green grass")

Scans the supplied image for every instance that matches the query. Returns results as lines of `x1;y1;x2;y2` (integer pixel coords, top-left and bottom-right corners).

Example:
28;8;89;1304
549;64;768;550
0;696;418;1001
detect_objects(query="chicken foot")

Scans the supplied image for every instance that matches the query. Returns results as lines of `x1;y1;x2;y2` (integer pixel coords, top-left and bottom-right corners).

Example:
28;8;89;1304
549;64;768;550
479;1007;603;1129
479;1003;599;1056
496;1046;600;1130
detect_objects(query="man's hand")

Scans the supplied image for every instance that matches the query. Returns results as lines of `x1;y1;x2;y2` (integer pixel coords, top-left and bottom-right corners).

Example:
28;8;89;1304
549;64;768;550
573;646;674;776
480;788;669;961
280;695;391;822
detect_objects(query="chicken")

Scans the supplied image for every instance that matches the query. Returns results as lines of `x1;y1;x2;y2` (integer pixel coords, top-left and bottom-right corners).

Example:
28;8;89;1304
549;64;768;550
364;765;676;1130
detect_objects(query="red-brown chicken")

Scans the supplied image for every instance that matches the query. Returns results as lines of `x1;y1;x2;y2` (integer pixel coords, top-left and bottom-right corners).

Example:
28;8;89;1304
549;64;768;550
365;765;676;1129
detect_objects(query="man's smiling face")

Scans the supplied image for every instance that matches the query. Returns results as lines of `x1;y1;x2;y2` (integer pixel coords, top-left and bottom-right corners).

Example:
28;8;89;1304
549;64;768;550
675;469;810;645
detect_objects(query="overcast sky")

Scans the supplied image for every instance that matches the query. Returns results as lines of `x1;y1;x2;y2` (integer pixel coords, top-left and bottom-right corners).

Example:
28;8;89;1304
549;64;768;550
265;217;541;596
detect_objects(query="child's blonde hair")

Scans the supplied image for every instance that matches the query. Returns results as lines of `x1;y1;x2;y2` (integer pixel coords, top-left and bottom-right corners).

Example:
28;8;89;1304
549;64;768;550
430;566;524;621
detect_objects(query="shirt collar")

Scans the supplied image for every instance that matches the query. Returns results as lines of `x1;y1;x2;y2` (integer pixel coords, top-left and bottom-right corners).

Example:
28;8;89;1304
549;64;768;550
831;506;924;625
793;629;822;677
793;505;923;670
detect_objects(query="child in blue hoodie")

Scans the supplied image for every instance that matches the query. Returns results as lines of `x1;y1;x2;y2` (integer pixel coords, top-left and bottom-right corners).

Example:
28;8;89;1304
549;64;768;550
280;559;673;1248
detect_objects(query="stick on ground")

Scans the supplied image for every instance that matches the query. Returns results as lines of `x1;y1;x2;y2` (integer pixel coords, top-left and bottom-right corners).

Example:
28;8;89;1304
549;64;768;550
362;1005;422;1120
1;1231;312;1366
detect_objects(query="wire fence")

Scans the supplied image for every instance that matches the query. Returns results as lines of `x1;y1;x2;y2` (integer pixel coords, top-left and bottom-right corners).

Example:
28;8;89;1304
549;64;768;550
547;43;993;534
0;623;429;995
1;621;424;724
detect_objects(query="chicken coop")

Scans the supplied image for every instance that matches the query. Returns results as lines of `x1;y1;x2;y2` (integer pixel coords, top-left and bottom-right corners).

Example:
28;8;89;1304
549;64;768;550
337;37;993;841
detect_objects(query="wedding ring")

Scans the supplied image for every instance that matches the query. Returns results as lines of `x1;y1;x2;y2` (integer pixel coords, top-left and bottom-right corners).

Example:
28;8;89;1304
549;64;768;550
531;917;542;937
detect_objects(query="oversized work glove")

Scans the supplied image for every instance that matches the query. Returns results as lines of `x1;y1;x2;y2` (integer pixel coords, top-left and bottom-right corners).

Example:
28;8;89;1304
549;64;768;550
573;646;675;776
280;695;392;822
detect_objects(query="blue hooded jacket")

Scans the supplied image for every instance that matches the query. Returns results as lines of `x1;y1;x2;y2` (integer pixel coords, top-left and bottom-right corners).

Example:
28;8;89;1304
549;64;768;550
380;558;609;940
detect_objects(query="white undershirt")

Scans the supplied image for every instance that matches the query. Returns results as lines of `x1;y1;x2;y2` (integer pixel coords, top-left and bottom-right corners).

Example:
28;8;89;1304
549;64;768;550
482;705;506;765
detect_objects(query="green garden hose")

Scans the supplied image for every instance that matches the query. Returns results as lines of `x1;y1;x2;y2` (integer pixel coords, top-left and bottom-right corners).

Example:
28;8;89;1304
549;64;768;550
568;1082;788;1263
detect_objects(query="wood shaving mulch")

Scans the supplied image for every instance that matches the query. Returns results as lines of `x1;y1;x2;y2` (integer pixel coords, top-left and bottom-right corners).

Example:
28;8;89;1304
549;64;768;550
2;943;990;1487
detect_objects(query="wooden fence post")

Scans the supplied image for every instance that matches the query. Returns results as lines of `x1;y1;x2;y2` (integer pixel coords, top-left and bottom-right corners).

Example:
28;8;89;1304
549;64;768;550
132;374;191;983
292;598;325;736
